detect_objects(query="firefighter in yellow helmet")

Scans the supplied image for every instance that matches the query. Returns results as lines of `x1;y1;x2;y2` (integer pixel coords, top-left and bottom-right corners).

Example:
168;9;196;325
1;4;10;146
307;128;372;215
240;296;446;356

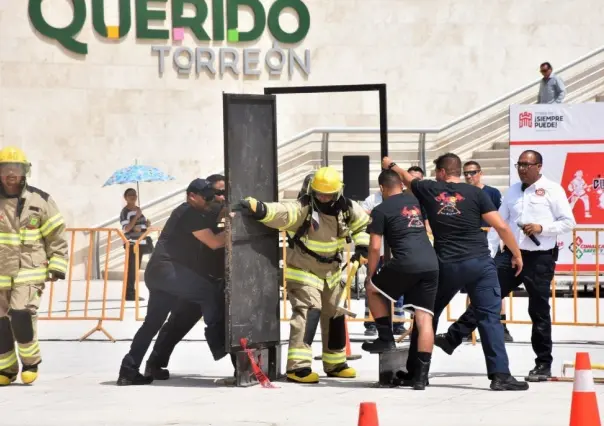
240;166;370;383
0;147;68;386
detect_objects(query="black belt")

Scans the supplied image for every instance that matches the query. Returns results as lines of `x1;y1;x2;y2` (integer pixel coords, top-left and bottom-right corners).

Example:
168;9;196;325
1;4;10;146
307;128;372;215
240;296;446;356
521;248;556;255
505;246;557;256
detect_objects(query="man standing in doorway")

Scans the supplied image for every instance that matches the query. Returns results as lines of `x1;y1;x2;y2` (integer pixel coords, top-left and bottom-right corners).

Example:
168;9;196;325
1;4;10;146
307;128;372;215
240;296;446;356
462;160;512;342
537;62;566;104
361;166;427;337
436;150;575;381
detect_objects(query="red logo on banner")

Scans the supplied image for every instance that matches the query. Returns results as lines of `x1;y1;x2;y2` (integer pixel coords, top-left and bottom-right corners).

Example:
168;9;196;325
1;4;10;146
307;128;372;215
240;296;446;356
561;152;604;224
519;112;533;128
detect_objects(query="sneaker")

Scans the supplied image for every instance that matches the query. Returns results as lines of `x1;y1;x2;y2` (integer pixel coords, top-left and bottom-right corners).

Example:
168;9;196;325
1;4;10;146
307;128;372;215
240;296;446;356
361;338;396;354
434;334;455;355
393;324;408;335
117;370;153;386
144;362;169;380
490;374;529;391
125;294;145;302
526;364;551;381
364;325;377;337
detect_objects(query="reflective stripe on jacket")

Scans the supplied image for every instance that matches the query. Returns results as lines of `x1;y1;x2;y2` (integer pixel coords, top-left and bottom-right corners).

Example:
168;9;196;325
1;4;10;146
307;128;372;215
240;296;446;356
0;185;69;288
258;199;370;290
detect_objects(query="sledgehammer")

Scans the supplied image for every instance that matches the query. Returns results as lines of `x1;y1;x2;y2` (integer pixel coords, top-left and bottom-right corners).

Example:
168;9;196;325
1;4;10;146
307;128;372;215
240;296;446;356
334;260;360;318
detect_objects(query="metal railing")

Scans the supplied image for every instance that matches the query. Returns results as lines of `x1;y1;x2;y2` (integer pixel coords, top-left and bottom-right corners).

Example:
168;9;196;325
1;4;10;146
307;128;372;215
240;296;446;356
87;44;604;277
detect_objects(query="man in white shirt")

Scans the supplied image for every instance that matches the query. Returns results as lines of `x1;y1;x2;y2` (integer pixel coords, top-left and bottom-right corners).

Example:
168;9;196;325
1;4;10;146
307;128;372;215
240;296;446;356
435;150;575;381
361;166;426;337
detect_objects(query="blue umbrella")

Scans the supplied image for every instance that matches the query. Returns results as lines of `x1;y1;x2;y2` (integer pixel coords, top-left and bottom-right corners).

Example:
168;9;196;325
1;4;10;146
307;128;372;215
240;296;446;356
102;160;175;205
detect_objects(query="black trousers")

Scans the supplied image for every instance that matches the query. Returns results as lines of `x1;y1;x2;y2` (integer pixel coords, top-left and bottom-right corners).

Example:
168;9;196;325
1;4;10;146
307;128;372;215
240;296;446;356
145;263;228;361
149;300;203;368
126;243;144;296
125;289;179;369
446;248;556;366
407;254;510;376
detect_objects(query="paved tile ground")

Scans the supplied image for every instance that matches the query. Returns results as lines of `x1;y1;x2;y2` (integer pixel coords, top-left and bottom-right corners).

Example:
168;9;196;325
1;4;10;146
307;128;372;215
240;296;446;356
0;280;602;425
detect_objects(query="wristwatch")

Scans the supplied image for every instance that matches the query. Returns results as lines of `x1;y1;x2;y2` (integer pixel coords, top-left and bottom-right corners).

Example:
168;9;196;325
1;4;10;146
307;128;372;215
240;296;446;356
388;162;397;170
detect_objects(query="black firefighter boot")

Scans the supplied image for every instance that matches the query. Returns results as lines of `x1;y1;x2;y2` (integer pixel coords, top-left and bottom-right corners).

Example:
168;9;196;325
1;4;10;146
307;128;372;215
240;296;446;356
117;355;153;386
413;359;431;390
144;354;169;380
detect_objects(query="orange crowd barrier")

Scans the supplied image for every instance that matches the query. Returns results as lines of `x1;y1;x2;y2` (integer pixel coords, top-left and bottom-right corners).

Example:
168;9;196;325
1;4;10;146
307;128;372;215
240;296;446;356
132;227;163;321
39;228;130;342
446;227;604;345
47;225;603;343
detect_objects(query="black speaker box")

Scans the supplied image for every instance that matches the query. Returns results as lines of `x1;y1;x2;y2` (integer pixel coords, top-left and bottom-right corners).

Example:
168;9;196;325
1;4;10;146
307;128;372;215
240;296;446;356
342;155;370;201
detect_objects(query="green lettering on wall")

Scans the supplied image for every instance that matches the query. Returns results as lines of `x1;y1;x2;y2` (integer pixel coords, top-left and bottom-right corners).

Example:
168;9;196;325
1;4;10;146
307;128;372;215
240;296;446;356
268;0;310;44
226;0;265;43
135;0;169;39
92;0;132;38
212;0;225;41
28;0;88;55
172;0;210;41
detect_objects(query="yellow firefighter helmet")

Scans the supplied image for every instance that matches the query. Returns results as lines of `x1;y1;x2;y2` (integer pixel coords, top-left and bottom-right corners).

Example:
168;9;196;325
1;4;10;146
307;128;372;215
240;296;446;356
0;147;29;165
0;146;31;177
310;166;343;195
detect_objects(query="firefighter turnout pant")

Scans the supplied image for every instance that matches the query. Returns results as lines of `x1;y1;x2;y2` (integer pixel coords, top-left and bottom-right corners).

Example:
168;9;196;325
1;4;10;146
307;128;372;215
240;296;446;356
0;283;44;378
286;280;347;374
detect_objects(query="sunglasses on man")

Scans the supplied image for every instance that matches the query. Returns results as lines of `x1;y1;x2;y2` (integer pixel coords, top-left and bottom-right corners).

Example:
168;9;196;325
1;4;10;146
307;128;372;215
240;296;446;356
463;170;480;177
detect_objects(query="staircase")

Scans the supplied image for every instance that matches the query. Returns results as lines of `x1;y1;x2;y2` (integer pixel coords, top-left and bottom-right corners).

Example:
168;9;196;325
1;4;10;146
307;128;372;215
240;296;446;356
85;45;604;281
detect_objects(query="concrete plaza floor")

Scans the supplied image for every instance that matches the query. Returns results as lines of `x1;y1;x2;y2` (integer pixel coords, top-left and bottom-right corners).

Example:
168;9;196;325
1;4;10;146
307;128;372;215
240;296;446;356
0;280;602;425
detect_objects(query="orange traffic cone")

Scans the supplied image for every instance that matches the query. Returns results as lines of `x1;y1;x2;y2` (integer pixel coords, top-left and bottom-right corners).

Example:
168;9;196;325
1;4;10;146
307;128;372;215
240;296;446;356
570;352;601;426
345;317;362;361
358;402;379;426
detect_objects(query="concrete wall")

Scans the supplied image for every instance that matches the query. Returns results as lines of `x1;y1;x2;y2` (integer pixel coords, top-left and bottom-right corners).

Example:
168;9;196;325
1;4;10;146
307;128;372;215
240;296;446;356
0;0;602;227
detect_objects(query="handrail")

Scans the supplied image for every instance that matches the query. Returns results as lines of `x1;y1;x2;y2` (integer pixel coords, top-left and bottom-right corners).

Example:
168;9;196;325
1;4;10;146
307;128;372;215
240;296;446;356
91;130;430;229
91;43;604;229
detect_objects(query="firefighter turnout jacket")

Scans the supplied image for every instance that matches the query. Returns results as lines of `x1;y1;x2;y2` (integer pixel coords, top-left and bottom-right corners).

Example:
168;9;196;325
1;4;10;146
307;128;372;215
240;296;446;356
0;185;68;289
259;199;370;291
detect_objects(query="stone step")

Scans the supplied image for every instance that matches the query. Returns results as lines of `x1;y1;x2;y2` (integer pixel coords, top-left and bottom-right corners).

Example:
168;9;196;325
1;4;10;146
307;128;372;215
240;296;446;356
472;149;509;159
467;157;510;168
492;141;509;150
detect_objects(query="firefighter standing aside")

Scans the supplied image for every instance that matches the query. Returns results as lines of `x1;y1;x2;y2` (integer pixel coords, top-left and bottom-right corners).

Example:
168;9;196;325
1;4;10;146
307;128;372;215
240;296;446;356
240;166;370;383
0;147;68;386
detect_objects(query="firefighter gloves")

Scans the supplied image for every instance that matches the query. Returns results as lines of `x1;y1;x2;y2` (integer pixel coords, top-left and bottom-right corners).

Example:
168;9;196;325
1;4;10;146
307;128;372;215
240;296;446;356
239;197;267;220
49;270;66;281
351;246;369;264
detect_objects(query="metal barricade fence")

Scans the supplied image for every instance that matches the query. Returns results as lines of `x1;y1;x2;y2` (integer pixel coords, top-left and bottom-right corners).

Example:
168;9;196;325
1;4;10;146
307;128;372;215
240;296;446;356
67;226;604;342
39;228;130;342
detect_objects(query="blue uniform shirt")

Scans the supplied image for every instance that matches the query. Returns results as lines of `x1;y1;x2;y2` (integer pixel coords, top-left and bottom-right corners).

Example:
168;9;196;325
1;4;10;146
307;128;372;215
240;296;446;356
481;185;502;228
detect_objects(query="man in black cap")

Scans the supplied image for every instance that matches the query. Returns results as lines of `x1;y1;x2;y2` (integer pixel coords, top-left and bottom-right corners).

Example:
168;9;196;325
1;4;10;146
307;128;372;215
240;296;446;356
116;177;230;386
143;174;231;380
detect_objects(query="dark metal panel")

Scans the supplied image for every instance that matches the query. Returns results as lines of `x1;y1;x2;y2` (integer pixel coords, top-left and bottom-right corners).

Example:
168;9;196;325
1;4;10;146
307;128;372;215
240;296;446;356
222;93;280;352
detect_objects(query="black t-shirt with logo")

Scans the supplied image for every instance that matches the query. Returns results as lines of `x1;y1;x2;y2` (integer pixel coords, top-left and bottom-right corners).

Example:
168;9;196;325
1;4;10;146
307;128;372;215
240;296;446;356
411;179;497;263
367;192;438;273
148;202;224;279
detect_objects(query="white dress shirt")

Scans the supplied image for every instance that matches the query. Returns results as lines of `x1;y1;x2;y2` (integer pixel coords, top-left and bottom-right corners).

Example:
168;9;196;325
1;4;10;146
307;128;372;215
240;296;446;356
361;191;385;256
487;175;576;257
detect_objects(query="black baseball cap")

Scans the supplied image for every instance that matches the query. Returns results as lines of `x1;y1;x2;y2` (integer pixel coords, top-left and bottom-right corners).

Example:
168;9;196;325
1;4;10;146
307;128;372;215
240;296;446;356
186;178;213;196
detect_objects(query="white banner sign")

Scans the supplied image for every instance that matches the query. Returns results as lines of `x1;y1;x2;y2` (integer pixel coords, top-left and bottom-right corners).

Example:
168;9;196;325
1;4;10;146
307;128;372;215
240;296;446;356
509;103;604;272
